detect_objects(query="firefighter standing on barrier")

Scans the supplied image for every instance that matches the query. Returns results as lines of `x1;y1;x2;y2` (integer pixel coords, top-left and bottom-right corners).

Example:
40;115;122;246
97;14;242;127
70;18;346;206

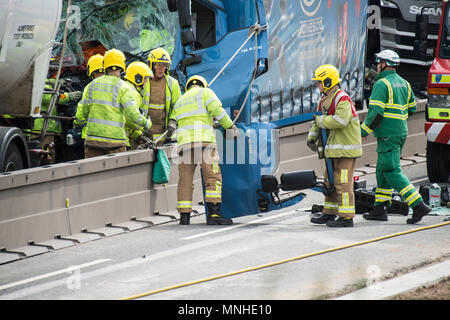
73;54;105;157
79;49;151;158
123;61;154;150
307;64;363;228
142;47;181;144
361;50;431;224
170;75;239;225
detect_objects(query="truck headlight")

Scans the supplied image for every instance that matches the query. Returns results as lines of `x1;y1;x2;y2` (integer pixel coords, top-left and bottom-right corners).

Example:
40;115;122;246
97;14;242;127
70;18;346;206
428;94;450;108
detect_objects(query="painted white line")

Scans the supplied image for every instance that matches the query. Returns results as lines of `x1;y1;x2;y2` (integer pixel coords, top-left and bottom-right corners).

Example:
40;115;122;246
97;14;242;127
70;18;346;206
0;259;111;291
182;209;301;240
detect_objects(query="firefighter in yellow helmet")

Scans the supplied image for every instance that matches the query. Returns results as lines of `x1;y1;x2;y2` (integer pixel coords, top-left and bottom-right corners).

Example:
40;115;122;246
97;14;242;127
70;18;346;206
123;61;154;149
142;47;181;144
307;64;362;227
170;75;239;225
73;54;105;157
78;48;151;158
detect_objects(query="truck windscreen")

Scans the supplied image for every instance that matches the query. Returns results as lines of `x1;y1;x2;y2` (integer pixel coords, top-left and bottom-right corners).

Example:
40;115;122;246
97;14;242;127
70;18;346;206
54;0;178;66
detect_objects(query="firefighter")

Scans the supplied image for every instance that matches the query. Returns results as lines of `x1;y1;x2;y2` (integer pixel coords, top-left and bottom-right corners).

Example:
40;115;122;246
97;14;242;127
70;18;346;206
361;50;431;224
73;54;105;156
123;61;154;149
79;48;151;158
307;64;363;227
30;79;82;164
170;75;238;225
143;47;181;143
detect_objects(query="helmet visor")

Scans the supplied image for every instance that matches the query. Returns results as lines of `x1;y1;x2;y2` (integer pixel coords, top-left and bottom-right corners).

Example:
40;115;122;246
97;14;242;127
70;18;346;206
154;62;169;69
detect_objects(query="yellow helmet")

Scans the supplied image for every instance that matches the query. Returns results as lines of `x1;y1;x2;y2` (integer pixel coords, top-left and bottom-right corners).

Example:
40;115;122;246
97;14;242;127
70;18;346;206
125;61;153;87
312;64;341;92
148;47;171;74
103;48;126;72
185;75;208;91
86;54;104;77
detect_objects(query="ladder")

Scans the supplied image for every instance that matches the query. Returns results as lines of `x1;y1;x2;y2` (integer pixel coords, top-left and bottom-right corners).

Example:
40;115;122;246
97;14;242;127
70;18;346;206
39;0;74;147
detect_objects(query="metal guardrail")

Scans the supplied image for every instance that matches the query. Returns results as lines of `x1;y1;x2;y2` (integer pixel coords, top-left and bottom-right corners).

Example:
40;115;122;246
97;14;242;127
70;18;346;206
0;100;428;263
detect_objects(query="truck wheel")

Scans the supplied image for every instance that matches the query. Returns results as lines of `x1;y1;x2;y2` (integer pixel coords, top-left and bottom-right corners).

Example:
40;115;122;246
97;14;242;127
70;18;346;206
426;141;450;182
167;0;177;12
3;142;24;172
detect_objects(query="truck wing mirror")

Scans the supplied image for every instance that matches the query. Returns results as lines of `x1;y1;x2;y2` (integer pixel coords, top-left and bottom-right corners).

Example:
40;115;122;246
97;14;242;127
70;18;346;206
182;54;201;66
181;29;195;46
177;0;192;29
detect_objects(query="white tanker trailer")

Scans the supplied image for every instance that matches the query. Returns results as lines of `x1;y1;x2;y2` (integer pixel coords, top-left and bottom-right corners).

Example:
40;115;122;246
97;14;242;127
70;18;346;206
0;0;63;172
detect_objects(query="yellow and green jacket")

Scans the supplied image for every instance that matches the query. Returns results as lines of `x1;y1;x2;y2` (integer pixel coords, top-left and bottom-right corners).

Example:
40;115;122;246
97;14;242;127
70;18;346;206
307;86;362;158
361;70;416;138
78;75;151;149
170;86;233;146
123;80;150;144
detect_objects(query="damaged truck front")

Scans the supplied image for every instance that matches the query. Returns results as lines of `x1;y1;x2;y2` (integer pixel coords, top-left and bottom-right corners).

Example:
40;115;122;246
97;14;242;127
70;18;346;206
0;0;178;172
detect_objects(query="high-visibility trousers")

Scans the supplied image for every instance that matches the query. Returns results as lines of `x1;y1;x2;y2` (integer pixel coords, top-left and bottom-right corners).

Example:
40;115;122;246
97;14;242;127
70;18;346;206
322;157;357;218
177;144;222;213
374;136;423;208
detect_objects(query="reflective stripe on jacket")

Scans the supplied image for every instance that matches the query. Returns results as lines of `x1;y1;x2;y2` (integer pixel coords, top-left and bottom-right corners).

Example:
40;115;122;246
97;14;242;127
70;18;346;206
308;86;362;158
170;86;233;146
79;75;150;148
361;70;416;138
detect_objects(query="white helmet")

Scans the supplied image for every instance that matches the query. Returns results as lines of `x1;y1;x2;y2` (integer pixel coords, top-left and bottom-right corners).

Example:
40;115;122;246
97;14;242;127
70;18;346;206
375;50;400;67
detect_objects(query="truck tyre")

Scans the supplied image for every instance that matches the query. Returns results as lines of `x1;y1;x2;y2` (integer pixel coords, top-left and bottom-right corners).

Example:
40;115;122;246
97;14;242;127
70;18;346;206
426;141;449;182
3;142;24;172
167;0;177;12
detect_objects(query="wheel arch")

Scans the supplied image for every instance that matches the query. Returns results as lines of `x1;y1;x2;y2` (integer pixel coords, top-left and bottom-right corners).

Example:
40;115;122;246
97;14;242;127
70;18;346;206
0;127;30;173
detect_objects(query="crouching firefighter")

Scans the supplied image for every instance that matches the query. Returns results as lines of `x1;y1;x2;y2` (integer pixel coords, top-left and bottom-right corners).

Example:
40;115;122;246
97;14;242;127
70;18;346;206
307;64;363;227
170;75;239;225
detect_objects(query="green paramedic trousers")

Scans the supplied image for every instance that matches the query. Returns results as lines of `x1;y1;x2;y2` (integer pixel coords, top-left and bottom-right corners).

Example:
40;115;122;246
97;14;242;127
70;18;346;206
374;136;423;209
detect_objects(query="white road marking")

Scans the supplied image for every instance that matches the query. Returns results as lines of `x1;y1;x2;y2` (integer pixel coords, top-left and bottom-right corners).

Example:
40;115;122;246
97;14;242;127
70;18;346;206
182;209;303;240
0;259;111;291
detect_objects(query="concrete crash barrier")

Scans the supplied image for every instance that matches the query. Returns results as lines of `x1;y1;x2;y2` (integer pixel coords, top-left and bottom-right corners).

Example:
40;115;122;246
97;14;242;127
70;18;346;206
0;144;204;258
0;101;426;261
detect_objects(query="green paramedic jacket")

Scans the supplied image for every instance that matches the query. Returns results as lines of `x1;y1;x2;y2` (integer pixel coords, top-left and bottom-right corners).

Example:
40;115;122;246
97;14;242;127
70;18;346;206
170;86;233;146
307;86;363;158
361;70;416;138
79;75;151;149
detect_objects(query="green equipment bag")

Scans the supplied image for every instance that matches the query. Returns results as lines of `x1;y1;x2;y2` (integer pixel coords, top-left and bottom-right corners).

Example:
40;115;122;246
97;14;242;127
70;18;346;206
152;148;171;184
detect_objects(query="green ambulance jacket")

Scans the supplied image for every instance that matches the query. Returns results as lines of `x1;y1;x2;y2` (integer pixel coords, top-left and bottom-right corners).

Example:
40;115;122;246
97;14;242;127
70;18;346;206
361;70;416;138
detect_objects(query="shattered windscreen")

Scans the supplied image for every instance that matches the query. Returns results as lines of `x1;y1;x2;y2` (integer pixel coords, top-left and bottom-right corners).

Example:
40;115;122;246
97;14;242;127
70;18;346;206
55;0;178;66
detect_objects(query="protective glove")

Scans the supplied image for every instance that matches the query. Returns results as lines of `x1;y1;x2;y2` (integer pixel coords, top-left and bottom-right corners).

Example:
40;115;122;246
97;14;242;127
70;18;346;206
306;139;318;152
67;91;82;101
137;134;153;145
225;124;239;140
167;119;177;138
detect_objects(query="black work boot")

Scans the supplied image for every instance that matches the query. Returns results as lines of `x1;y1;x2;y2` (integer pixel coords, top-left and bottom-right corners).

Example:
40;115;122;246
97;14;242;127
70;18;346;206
363;201;388;221
206;203;233;225
326;217;354;228
180;212;190;225
407;202;432;224
310;213;336;224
